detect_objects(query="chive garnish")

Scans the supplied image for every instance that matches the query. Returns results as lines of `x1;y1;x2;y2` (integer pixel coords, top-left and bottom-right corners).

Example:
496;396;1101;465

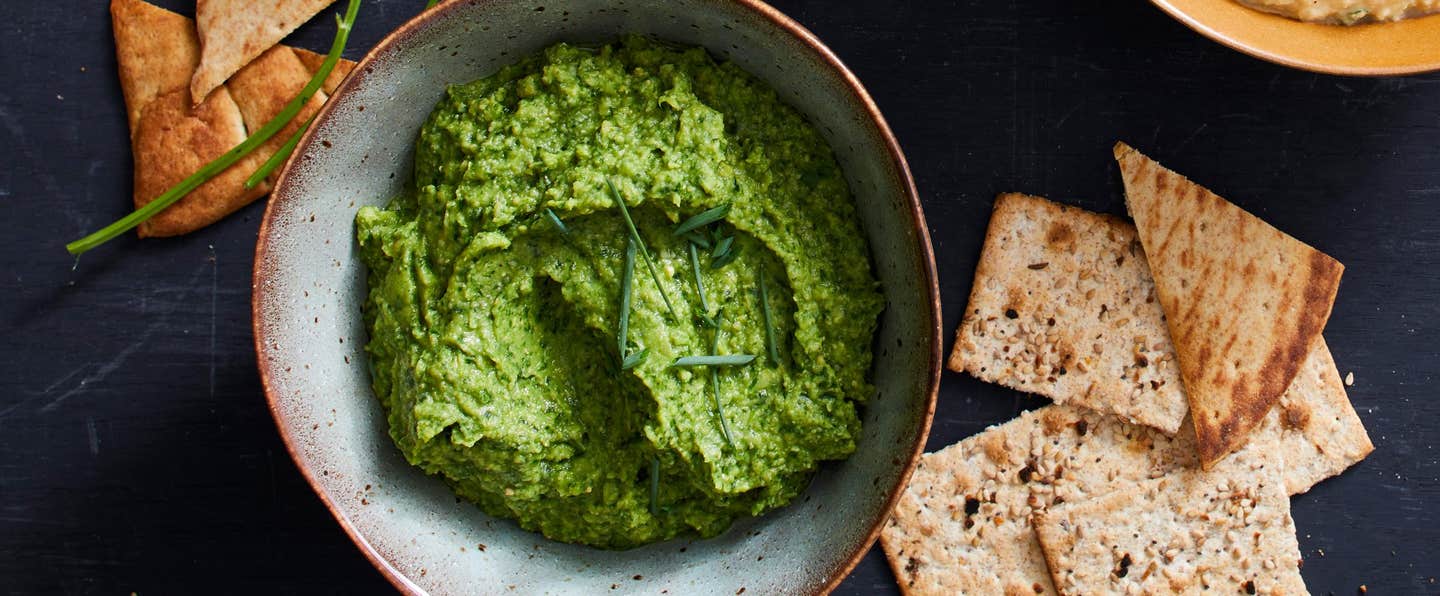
759;268;779;366
649;456;660;515
709;312;736;446
65;0;361;256
710;236;734;260
544;207;569;235
608;178;678;318
244;114;316;189
683;231;711;249
673;204;731;237
672;354;756;367
621;347;648;370
711;243;741;270
618;237;636;360
688;243;711;313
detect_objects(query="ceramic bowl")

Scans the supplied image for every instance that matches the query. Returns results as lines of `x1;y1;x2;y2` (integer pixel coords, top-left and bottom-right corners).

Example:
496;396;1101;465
1152;0;1440;75
252;0;939;593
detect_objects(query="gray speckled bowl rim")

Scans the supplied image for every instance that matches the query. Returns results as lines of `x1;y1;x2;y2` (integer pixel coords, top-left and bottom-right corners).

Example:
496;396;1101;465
252;0;940;593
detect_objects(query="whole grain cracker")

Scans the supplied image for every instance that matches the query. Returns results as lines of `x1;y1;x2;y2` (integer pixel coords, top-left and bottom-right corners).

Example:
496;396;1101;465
1028;339;1371;507
885;340;1367;594
1034;461;1306;595
950;193;1187;435
1115;142;1344;469
879;410;1056;595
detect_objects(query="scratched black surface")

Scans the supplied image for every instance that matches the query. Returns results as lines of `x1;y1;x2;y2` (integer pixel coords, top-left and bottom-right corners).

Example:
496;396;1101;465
2;0;1438;593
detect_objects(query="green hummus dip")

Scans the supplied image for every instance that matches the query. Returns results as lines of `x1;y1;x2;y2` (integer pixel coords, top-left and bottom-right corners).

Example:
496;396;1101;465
355;37;882;549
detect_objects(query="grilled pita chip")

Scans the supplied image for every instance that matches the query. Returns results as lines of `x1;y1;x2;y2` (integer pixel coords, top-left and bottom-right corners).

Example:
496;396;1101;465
1115;142;1344;469
131;88;272;237
113;0;358;236
191;0;339;104
111;0;270;236
110;0;203;131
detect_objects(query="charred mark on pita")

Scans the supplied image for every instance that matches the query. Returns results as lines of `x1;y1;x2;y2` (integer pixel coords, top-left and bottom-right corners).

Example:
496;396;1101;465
1005;308;1018;319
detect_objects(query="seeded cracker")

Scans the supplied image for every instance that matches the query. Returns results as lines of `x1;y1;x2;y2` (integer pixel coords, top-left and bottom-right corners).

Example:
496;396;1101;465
1115;143;1344;469
1027;337;1370;506
880;410;1056;595
884;350;1365;595
1034;459;1306;595
950;193;1187;434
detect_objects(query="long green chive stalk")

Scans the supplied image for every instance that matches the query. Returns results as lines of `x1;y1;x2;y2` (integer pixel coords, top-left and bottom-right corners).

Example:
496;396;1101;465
607;178;677;318
709;312;735;446
672;354;756;367
618;238;637;361
759;269;779;366
66;0;361;256
688;243;711;316
244;115;316;189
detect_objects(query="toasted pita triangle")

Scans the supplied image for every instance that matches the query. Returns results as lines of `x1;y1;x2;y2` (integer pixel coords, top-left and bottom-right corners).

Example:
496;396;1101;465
111;0;269;237
227;46;330;186
190;0;338;105
1114;142;1343;469
110;0;202;131
131;88;272;237
111;0;355;236
293;47;356;95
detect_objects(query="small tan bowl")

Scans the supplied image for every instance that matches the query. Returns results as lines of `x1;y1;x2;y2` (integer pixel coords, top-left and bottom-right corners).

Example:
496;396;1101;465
1154;0;1440;75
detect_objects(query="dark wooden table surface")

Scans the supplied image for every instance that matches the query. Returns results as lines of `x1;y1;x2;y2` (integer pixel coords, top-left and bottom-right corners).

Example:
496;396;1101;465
3;0;1438;593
